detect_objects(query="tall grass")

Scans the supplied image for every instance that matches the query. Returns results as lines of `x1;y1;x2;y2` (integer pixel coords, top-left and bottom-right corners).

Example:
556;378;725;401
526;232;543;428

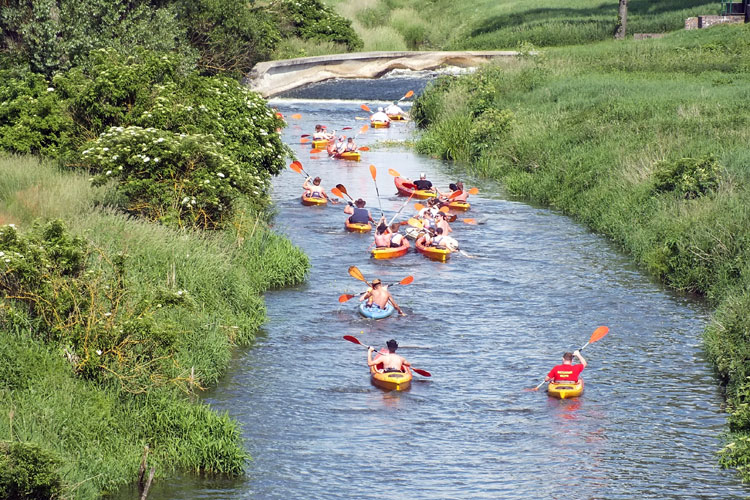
327;0;723;50
412;23;750;478
0;156;308;497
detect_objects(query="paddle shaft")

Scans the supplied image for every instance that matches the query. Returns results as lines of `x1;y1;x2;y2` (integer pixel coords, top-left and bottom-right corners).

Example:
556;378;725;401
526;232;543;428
387;190;415;226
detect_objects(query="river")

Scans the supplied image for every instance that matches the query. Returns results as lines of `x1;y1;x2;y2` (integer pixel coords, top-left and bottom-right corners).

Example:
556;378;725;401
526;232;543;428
136;75;748;499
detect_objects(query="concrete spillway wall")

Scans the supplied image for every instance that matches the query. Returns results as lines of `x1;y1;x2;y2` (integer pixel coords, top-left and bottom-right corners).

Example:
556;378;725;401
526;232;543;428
246;51;519;97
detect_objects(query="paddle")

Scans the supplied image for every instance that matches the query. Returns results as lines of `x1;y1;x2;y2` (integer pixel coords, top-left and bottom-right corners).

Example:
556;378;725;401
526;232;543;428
358;146;370;152
388;168;401;177
330;187;346;199
310;148;323;154
335;184;355;202
469;187;479;195
528;326;609;391
301;134;311;138
348;265;369;285
342;127;353;130
289;161;309;177
291;113;302;120
462;218;477;225
338;275;414;302
398;90;414;102
343;335;431;377
360;104;372;114
414;202;425;212
369;164;385;218
407;217;424;229
301;138;311;144
387;189;415;226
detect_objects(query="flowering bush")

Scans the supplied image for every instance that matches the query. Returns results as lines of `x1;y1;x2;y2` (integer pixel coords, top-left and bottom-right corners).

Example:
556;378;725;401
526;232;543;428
653;156;723;199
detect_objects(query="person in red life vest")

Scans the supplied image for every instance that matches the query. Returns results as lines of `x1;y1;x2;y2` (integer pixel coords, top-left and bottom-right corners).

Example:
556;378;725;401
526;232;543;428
544;350;587;383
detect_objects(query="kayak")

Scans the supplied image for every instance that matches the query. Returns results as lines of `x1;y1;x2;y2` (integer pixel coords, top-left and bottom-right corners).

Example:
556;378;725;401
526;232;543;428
447;200;470;211
387;114;407;121
404;226;424;240
345;220;372;233
415;235;452;262
301;194;327;206
358;301;395;319
370;350;412;391
371;120;390;128
312;139;330;149
334;151;361;161
547;379;584;399
394;177;436;200
371;239;410;259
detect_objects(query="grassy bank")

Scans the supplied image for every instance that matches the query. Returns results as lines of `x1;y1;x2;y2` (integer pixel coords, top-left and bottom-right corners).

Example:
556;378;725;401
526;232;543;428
328;0;721;51
411;24;750;477
0;155;308;497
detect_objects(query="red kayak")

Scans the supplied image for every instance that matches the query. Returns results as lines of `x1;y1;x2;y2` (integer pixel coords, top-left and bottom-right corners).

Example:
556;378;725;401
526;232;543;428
394;177;436;200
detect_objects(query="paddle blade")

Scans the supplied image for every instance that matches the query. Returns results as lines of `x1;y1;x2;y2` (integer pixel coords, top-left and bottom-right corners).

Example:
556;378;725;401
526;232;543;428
439;206;450;213
412;367;431;377
343;335;363;345
413;203;425;211
310;149;323;154
449;190;464;199
289;161;303;174
446;214;457;222
399;275;414;285
291;113;302;120
388;169;401;177
359;124;369;135
369;164;377;180
336;184;349;195
348;265;367;283
402;90;414;100
360;104;371;113
468;187;479;195
588;326;609;344
407;218;423;229
301;134;311;138
358;146;370;151
462;218;477;225
300;138;310;144
342;127;352;130
330;187;344;198
338;294;355;303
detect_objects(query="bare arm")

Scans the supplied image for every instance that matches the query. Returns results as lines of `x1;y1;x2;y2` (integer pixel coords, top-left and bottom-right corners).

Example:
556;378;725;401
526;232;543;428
574;350;587;368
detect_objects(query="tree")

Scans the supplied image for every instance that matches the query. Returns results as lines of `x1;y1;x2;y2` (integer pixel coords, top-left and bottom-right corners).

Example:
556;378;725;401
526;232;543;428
614;0;628;40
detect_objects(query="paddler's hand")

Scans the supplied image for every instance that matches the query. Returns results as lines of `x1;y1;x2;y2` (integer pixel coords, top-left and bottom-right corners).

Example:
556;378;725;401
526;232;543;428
368;346;374;353
399;311;406;317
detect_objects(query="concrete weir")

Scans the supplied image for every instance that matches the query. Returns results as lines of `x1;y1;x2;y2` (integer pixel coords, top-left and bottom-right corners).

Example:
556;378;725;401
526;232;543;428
246;51;518;97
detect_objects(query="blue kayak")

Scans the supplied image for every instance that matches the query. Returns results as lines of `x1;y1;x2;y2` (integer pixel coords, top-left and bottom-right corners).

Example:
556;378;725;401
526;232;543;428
358;302;395;319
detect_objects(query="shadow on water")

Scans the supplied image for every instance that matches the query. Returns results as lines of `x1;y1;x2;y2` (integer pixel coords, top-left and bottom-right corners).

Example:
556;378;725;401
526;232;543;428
120;76;748;500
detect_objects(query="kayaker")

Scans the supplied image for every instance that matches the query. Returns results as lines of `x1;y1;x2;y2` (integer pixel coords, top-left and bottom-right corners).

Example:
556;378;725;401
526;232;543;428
361;279;405;317
435;212;453;234
544;351;587;384
371;107;391;124
312;124;327;140
303;176;336;202
368;339;410;372
388;223;405;248
413;173;435;193
385;102;404;117
344;137;357;152
418;198;440;218
374;222;391;248
344;198;374;224
334;136;347;155
451;181;469;202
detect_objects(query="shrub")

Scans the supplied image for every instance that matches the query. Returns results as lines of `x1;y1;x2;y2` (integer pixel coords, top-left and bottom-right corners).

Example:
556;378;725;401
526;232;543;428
653;156;723;199
0;441;63;499
269;0;363;51
0;69;72;156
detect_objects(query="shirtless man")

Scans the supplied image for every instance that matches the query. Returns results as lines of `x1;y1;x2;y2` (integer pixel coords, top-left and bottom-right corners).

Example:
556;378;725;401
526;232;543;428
344;198;374;224
374;223;391;248
385;102;404;117
435;212;452;234
368;339;410;373
361;279;405;316
344;137;357;152
451;181;469;202
370;107;391;125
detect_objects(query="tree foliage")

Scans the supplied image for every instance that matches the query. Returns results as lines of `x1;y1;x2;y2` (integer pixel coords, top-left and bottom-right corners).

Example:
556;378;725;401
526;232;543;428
268;0;363;51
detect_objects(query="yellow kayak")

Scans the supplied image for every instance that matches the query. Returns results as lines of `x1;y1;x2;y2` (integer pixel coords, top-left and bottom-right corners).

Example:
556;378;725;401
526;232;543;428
312;139;330;149
370;351;411;391
447;200;470;211
371;120;390;128
415;235;452;262
301;195;327;206
345;220;372;233
548;379;584;399
334;151;361;161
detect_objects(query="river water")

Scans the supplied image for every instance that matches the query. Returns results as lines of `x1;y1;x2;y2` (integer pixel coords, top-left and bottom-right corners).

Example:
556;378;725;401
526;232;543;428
138;76;748;499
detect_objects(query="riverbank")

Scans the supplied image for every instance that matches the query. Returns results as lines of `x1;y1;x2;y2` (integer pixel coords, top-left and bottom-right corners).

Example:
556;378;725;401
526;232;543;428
411;24;750;478
0;155;308;498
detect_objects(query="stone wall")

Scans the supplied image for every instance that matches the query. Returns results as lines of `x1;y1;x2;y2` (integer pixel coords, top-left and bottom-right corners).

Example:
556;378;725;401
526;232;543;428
685;15;745;29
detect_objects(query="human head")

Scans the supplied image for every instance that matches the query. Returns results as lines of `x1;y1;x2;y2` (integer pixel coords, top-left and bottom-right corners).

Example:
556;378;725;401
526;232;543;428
436;227;443;235
347;138;353;143
420;172;426;179
355;198;366;208
386;339;398;352
378;106;384;112
315;124;322;131
449;183;458;191
562;352;574;362
339;135;345;141
457;181;464;190
377;223;387;234
389;222;399;233
435;212;445;220
313;177;321;186
427;198;438;206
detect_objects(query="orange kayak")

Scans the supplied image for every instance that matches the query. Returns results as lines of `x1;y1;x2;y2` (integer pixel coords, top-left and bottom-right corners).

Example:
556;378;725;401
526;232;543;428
371;239;410;259
334;151;361;161
394;177;436;199
415;235;451;262
345;220;372;233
